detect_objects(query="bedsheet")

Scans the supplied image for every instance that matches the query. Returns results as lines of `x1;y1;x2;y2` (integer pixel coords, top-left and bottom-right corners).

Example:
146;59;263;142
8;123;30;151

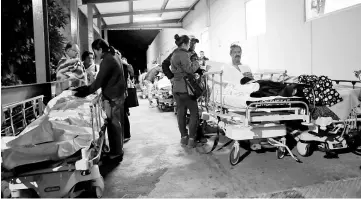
209;82;300;108
328;85;361;120
1;90;103;170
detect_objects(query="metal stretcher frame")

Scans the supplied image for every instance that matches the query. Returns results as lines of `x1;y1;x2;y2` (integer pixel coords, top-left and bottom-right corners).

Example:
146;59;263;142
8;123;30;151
2;92;107;198
202;70;311;126
199;70;311;165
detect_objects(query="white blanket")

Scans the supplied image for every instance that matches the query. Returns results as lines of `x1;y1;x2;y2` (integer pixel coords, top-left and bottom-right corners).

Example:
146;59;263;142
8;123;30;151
2;90;103;170
328;85;361;120
156;77;172;90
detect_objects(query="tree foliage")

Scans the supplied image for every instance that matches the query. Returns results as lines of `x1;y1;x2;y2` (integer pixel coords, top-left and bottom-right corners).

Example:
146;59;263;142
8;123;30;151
1;0;68;86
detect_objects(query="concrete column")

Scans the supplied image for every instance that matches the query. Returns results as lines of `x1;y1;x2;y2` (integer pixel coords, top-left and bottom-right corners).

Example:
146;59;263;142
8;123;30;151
32;0;50;83
206;0;211;27
70;0;79;44
87;3;94;51
104;29;108;42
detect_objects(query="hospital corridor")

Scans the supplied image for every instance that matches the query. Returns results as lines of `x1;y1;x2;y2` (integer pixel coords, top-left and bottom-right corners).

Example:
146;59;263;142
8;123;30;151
1;0;361;198
99;98;361;198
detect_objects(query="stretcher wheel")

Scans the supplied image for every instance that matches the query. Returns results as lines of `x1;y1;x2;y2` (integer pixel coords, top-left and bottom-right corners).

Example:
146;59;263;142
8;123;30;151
90;177;104;198
276;147;286;159
142;95;146;99
296;142;312;157
229;145;241;166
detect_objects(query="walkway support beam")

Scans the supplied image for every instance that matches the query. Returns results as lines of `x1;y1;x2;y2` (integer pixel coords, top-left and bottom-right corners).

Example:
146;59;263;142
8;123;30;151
32;0;51;83
88;3;94;51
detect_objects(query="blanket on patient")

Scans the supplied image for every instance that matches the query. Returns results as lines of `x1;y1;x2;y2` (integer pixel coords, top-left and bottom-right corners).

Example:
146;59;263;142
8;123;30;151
1;90;102;170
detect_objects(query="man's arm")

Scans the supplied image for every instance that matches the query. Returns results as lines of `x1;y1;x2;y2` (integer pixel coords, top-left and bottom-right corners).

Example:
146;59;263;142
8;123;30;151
161;53;174;79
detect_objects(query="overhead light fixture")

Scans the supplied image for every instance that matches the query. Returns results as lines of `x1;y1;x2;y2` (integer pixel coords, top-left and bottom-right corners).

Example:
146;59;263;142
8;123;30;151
134;17;162;22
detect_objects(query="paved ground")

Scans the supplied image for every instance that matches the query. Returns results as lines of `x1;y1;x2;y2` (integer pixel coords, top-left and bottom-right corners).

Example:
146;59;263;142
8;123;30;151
101;98;361;198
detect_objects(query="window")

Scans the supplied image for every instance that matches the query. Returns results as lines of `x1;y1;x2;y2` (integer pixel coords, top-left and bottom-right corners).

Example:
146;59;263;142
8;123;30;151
245;0;266;39
305;0;361;21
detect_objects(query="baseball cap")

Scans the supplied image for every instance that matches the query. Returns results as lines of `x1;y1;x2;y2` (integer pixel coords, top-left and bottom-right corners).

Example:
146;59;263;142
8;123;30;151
189;35;199;43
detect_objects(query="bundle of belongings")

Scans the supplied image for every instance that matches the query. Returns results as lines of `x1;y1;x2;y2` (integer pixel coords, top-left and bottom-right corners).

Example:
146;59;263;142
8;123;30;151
240;74;359;121
56;59;87;87
1;90;103;170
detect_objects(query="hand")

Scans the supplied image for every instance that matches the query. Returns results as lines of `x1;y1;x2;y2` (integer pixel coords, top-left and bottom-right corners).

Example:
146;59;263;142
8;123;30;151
206;65;212;72
73;86;88;98
243;72;254;79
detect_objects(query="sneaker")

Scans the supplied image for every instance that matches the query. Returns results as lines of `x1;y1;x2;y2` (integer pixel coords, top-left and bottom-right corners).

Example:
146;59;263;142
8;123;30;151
180;136;189;146
198;137;208;144
124;138;130;143
187;138;196;148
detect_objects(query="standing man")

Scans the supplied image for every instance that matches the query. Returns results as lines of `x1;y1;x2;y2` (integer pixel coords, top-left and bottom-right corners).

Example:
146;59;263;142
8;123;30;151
198;51;209;67
144;65;163;107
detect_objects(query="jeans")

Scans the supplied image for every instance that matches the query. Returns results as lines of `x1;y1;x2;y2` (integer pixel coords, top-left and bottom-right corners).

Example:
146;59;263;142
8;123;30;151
144;80;154;102
124;105;131;139
103;98;125;155
174;93;199;139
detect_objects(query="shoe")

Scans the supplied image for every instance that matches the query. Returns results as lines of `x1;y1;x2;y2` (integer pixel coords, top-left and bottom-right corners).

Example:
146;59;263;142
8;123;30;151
180;136;189;146
197;137;208;144
187;138;196;148
124;138;130;143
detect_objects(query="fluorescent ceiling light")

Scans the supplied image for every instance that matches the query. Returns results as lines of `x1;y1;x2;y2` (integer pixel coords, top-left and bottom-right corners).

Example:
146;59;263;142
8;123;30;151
134;17;162;22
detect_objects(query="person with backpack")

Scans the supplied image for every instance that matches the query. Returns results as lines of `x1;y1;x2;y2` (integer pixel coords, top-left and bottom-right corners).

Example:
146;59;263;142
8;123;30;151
170;34;201;148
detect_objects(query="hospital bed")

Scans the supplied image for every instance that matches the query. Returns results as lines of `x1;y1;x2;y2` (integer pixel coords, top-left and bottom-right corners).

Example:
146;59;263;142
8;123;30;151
153;77;175;111
1;89;108;198
199;70;311;165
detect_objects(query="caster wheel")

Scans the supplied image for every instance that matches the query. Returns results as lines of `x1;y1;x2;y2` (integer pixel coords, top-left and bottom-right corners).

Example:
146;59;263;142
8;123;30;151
276;147;286;159
296;142;312;157
91;177;104;198
229;145;241;166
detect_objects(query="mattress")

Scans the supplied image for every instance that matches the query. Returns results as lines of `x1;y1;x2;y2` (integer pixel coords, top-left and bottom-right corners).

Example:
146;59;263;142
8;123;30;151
209;82;302;109
1;90;103;170
328;85;361;120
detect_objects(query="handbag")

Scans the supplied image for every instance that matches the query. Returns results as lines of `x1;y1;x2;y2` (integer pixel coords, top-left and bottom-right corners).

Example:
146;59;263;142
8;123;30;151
125;76;139;108
179;63;205;100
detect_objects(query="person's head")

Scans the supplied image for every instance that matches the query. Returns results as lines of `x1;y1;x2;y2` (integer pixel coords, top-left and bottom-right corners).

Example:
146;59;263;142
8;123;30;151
230;43;242;64
189;35;199;51
174;34;190;50
65;42;80;58
91;38;115;59
81;51;94;68
200;51;204;57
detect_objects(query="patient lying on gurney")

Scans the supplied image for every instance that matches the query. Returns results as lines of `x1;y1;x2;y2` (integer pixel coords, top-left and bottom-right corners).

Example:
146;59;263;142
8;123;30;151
1;90;102;170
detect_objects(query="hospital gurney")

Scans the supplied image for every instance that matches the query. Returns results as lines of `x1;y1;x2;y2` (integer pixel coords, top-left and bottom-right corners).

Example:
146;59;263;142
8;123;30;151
200;70;311;165
1;91;108;198
153;77;175;111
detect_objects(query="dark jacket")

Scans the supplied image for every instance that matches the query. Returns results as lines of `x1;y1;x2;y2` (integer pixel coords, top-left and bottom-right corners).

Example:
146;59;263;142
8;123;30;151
170;48;200;93
144;65;162;83
87;52;126;101
162;49;202;79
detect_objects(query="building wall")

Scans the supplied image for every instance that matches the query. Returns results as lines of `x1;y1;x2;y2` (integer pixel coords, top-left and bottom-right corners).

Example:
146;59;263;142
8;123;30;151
147;0;361;80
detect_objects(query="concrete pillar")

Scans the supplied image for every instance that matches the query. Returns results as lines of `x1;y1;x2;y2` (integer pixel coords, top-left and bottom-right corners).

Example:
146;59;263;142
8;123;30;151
32;0;50;83
104;29;108;42
87;4;94;51
206;0;211;27
70;0;79;44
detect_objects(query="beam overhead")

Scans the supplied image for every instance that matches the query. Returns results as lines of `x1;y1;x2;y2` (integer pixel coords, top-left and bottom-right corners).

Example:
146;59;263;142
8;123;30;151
93;5;106;26
107;25;182;30
82;0;140;4
179;0;201;23
159;0;170;17
94;7;191;18
105;19;181;29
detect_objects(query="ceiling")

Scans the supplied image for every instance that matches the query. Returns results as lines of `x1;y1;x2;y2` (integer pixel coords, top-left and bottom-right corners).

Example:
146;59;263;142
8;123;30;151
79;0;200;30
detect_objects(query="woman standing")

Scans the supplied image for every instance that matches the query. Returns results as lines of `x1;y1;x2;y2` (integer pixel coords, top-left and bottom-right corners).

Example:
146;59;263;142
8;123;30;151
171;34;201;148
74;39;126;161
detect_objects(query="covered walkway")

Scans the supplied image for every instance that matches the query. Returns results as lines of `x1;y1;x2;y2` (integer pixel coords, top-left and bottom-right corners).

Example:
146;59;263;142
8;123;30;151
100;98;361;198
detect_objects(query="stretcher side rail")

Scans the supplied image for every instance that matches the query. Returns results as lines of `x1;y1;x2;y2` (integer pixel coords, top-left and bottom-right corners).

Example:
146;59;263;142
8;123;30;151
202;70;310;127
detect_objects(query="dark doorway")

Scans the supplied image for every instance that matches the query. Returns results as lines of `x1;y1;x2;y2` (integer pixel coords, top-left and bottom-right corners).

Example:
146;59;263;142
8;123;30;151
107;30;160;76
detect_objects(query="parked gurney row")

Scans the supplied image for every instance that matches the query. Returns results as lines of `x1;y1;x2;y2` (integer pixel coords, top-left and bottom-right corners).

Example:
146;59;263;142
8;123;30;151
198;70;361;166
1;90;110;198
